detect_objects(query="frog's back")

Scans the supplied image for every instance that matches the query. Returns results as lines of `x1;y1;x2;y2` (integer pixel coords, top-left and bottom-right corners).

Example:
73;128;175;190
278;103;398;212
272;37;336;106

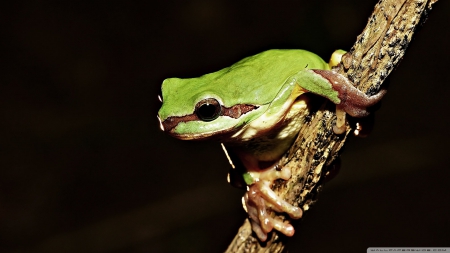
203;49;329;105
242;49;329;71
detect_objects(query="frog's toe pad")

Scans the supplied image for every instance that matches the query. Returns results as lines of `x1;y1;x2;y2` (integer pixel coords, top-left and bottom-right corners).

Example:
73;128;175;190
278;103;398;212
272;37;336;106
249;215;296;241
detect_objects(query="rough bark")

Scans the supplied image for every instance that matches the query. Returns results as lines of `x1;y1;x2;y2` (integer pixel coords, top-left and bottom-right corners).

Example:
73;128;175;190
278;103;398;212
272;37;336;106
225;0;439;252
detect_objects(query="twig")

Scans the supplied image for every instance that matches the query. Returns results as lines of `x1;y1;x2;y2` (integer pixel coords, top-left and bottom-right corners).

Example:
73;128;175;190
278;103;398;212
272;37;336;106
225;0;439;252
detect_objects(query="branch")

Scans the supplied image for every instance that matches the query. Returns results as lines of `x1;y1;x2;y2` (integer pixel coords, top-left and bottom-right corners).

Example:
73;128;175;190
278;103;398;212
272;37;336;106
225;0;438;252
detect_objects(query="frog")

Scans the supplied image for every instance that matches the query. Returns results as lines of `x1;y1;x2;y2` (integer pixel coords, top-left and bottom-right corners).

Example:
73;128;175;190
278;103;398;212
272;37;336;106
157;49;385;241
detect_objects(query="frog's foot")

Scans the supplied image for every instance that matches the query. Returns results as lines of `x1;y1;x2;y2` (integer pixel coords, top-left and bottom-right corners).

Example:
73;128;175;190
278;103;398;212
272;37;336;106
242;166;303;241
311;69;387;134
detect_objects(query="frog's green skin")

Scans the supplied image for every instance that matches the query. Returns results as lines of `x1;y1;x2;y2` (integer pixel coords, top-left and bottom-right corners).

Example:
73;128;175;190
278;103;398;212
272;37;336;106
158;49;385;241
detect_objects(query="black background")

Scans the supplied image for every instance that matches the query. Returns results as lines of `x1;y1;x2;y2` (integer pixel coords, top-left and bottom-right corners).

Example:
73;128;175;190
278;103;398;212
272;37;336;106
1;1;449;252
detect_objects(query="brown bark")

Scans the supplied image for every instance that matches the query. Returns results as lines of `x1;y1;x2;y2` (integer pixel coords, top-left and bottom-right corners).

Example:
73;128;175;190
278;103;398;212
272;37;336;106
225;0;439;252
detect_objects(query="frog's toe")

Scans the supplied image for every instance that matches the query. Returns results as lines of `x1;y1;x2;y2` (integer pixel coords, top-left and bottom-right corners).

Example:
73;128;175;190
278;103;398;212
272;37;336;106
244;187;271;241
257;181;303;219
252;212;296;241
272;219;295;237
249;219;268;242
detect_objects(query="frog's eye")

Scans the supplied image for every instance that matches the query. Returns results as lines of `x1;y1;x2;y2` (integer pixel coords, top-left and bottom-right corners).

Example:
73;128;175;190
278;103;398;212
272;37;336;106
195;98;221;122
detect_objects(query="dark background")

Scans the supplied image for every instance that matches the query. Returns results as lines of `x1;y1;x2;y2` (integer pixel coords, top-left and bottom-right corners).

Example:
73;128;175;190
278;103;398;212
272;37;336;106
1;1;449;252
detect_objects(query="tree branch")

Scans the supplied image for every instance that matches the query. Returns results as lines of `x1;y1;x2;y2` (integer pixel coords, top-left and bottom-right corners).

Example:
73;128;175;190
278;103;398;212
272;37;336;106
225;0;439;252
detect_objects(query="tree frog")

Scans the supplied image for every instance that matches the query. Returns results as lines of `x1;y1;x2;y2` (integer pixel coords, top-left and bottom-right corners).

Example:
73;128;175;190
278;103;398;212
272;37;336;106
157;49;385;241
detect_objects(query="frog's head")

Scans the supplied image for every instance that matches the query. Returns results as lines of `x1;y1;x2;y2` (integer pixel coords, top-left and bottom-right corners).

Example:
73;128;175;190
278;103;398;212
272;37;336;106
157;75;268;140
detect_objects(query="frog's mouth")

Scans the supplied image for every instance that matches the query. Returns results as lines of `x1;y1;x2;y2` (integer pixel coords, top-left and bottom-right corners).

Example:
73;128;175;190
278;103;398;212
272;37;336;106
158;103;261;140
158;116;236;140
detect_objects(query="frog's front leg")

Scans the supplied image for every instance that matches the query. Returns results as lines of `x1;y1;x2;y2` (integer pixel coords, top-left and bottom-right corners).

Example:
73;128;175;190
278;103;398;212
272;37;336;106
235;152;302;241
297;69;387;134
